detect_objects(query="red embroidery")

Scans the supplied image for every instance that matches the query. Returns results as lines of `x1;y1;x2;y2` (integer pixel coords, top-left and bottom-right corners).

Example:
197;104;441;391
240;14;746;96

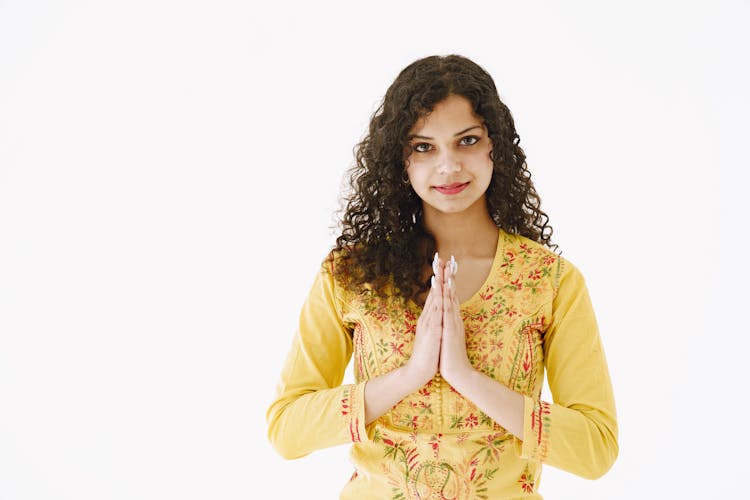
342;386;363;443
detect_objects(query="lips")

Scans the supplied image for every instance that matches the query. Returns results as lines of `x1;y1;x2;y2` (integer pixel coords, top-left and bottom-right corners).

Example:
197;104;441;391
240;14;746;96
434;182;469;195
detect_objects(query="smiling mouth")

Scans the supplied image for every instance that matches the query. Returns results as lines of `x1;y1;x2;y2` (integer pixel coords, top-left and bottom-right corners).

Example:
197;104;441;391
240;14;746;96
434;182;469;194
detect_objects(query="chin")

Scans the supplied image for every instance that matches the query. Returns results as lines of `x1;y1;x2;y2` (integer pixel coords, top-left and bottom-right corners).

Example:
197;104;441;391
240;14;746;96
424;201;475;215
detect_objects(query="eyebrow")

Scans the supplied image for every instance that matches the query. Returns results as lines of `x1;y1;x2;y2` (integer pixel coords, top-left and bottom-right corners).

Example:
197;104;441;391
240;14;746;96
407;125;483;141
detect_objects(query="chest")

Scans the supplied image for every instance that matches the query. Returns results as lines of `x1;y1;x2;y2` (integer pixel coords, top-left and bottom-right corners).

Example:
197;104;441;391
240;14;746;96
349;272;554;390
349;283;553;433
452;257;494;304
415;257;495;306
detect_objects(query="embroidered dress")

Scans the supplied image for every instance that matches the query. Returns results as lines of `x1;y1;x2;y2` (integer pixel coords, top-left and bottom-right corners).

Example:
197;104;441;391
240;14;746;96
267;228;618;499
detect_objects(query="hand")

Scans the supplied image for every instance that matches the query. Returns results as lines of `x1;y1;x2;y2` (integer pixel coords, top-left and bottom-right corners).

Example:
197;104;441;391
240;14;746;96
439;257;474;385
404;253;444;388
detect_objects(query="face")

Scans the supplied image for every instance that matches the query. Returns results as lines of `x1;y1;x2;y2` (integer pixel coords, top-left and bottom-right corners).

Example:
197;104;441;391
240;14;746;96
404;94;494;218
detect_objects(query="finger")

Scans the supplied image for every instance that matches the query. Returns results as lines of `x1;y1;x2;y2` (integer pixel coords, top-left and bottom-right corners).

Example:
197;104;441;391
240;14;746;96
434;254;444;289
443;261;458;306
425;277;438;311
435;271;443;309
441;260;452;287
418;287;433;327
447;269;458;305
442;261;452;291
443;271;461;320
442;277;453;315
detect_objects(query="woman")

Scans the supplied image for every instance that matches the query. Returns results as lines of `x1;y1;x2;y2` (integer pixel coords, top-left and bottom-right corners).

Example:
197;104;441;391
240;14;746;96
266;54;618;499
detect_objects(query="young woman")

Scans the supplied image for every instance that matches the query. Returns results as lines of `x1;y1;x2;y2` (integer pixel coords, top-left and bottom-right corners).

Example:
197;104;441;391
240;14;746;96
267;54;618;499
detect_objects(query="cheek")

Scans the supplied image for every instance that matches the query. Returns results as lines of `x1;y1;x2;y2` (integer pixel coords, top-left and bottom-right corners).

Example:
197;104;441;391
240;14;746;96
406;154;428;167
467;148;493;169
406;159;429;178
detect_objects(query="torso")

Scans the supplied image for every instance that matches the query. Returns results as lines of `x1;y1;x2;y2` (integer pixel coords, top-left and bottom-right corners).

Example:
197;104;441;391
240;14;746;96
452;256;495;304
413;226;500;308
339;229;562;499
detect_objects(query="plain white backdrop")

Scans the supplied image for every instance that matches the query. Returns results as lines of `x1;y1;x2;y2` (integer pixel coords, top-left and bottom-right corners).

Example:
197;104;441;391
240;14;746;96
1;1;746;498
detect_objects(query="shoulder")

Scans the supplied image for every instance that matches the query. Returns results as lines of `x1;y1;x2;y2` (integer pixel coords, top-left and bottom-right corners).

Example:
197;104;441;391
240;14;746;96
318;243;375;301
498;230;594;315
498;230;593;300
500;230;564;280
320;243;365;276
504;231;559;258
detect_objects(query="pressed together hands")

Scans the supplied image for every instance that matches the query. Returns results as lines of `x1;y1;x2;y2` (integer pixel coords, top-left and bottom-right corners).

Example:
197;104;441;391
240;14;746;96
363;252;499;426
407;252;475;388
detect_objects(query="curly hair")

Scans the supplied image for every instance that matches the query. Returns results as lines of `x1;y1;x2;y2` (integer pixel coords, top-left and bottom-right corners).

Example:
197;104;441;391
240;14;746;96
331;54;559;305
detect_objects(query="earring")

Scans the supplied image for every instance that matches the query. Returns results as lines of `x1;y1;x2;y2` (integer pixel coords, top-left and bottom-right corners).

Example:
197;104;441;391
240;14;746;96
401;170;410;185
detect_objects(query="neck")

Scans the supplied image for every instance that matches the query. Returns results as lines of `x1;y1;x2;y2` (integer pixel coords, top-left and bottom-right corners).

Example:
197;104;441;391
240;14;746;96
422;201;499;259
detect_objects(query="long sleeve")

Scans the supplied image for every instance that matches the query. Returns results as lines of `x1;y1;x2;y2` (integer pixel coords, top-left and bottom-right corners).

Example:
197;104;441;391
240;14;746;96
266;257;368;460
517;257;618;479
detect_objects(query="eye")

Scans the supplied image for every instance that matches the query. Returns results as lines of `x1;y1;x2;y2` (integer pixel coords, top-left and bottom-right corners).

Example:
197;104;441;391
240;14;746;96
460;135;480;146
413;143;433;153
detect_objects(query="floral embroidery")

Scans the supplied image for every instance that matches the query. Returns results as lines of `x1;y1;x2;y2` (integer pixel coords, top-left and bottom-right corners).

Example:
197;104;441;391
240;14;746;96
518;465;535;493
530;400;552;461
378;431;498;499
352;323;372;381
336;231;562;496
340;386;351;418
341;385;362;443
472;432;512;464
507;316;546;393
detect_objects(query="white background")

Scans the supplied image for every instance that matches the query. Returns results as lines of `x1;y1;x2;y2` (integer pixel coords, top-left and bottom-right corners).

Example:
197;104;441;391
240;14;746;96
1;1;746;498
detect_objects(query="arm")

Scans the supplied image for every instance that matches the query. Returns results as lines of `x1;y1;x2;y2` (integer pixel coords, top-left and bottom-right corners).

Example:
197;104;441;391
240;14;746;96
364;254;445;424
517;258;618;479
363;364;424;425
266;257;367;459
445;368;525;438
438;259;525;438
441;257;618;479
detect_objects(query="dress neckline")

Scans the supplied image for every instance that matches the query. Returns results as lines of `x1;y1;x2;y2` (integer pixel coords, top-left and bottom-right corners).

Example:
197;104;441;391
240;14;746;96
408;227;506;311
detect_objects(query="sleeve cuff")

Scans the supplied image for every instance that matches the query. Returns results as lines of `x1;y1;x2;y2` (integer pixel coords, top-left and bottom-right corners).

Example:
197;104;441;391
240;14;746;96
341;382;368;444
519;395;551;462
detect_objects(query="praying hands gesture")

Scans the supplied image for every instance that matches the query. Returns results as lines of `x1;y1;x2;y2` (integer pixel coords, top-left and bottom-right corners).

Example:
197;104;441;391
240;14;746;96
407;252;473;388
364;252;525;435
437;254;474;385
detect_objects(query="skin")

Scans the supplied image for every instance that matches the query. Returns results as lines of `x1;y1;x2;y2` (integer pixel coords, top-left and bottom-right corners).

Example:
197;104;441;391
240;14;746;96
404;93;494;238
363;95;525;439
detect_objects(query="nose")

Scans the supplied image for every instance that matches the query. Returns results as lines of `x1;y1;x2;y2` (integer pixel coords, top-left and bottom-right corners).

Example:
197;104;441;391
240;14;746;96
437;148;462;174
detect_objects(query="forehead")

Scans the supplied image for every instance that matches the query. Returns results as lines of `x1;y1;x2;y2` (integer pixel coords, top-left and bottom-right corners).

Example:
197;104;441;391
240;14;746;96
408;94;482;135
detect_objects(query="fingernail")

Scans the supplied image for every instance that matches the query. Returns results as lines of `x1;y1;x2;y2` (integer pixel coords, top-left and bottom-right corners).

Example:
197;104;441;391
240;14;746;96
448;277;454;289
433;252;439;274
431;275;436;288
450;255;457;275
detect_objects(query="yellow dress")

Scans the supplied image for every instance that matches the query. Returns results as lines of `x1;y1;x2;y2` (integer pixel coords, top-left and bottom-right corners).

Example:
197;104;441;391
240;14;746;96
267;228;618;499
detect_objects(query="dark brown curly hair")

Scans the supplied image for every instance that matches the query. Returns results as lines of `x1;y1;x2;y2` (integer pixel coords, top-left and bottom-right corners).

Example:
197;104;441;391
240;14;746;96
330;54;559;305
